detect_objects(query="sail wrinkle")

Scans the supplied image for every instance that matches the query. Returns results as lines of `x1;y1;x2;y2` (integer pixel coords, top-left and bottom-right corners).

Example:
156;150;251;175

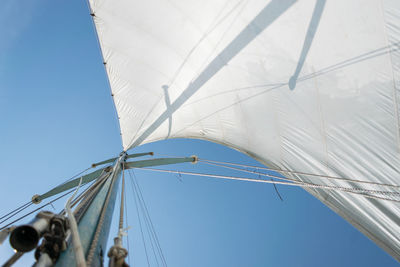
125;0;296;148
89;0;400;260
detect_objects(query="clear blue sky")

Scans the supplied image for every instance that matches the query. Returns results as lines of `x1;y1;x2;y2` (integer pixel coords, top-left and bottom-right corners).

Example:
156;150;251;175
0;1;398;266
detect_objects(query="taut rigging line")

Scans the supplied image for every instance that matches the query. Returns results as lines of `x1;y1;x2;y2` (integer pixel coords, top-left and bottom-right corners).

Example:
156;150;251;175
135;167;400;203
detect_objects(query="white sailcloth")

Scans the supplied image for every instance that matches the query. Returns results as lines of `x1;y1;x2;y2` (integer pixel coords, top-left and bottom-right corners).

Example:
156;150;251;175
88;0;400;260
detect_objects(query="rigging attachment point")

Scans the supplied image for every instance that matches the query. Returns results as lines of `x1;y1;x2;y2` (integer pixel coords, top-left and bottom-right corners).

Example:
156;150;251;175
32;194;41;204
191;155;198;164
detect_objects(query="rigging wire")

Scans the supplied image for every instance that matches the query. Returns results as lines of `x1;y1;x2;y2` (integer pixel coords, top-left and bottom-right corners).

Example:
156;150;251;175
72;172;112;223
59;180;97;216
271;178;284;201
55;166;93;188
0;189;75;231
131;170;168;267
198;158;400;189
207;158;285;201
0;202;33;226
134;167;400;203
131;171;160;267
128;170;151;267
0;166;93;225
0;201;31;221
199;160;330;188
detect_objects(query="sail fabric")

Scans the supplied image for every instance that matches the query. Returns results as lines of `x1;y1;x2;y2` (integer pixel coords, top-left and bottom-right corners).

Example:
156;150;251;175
88;0;400;260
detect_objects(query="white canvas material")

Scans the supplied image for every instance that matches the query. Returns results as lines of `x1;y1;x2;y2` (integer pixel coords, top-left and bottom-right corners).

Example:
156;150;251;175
89;0;400;260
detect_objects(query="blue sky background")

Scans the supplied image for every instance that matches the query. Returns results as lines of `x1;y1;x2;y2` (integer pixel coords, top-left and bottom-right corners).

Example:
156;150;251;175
0;1;398;266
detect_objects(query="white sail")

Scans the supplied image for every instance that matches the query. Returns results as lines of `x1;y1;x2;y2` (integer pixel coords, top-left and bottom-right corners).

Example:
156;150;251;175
88;0;400;259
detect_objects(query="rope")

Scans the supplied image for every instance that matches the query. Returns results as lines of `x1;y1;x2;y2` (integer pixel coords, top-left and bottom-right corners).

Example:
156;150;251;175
69;182;94;209
72;172;111;223
119;164;125;232
58;180;96;216
135;168;400;203
65;177;86;267
86;163;120;265
199;159;400;189
69;181;99;212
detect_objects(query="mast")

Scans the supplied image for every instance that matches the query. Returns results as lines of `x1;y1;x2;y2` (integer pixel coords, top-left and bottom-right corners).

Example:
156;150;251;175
56;153;196;266
1;152;197;266
56;152;127;267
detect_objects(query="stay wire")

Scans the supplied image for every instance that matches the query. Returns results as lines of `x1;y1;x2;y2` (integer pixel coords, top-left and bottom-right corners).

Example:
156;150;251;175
211;160;285;201
0;201;31;220
198;160;400;202
271;179;284;201
135;167;400;203
131;170;168;267
54;166;93;190
131;172;167;267
200;160;308;184
0;202;33;226
199;159;400;189
128;170;150;267
0;167;93;225
0;189;75;231
59;180;96;216
131;171;160;267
